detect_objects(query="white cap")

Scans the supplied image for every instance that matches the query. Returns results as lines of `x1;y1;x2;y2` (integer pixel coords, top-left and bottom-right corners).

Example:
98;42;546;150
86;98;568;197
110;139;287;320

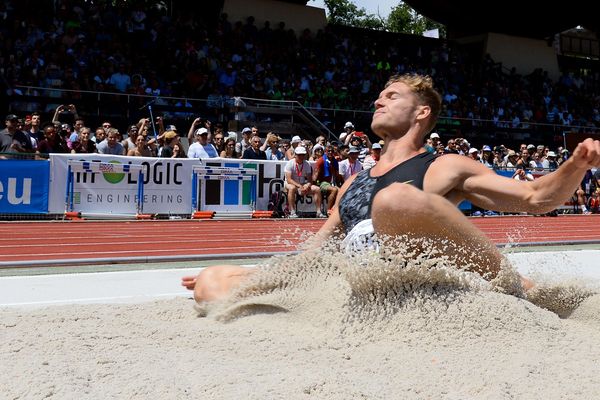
371;143;382;150
291;135;302;144
547;151;557;157
195;127;208;135
294;146;307;155
430;132;440;139
344;121;354;129
468;147;478;154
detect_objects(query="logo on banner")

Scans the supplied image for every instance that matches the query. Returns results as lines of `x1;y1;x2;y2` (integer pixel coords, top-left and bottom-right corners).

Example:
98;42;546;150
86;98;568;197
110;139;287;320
101;161;126;184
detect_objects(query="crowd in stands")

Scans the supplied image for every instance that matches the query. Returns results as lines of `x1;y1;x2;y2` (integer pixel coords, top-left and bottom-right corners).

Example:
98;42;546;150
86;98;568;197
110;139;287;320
2;1;600;138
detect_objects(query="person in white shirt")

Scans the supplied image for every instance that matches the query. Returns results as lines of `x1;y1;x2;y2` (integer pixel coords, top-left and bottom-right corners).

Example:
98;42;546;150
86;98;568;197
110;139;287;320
187;127;219;158
339;146;363;180
284;146;324;218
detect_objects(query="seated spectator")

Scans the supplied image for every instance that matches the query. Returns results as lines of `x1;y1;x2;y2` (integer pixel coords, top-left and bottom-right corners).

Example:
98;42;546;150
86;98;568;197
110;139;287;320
313;144;342;213
187;128;219;158
235;127;252;155
284;146;324;218
37;124;69;154
97;129;125;155
339;146;363;180
160;130;179;158
242;135;267;160
127;134;152;157
264;133;284;160
285;135;302;160
172;142;187;158
363;143;382;169
71;127;97;154
310;144;324;161
220;136;240;158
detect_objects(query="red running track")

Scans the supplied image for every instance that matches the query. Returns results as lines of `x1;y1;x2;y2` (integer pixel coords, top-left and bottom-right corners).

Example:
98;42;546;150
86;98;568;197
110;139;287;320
1;215;599;266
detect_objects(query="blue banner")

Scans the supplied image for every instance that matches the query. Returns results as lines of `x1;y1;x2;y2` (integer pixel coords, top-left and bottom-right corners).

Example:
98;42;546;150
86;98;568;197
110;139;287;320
0;160;49;214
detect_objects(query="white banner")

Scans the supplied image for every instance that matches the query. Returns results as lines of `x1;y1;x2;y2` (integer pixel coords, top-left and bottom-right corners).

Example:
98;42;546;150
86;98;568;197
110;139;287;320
48;155;315;215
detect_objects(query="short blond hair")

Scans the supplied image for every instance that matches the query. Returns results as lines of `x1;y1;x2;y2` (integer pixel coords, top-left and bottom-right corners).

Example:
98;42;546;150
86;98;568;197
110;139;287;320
385;74;442;133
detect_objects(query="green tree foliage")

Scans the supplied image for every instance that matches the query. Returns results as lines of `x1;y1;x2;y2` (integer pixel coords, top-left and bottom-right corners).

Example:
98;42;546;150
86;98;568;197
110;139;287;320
321;0;444;37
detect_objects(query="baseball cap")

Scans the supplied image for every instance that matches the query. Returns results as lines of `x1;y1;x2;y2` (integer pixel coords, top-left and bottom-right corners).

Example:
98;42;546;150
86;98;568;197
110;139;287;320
5;114;18;121
344;121;354;129
371;143;382;150
291;135;302;144
242;127;252;134
507;150;517;157
561;149;569;153
430;132;440;139
468;148;478;154
527;144;535;150
348;146;360;153
166;124;177;131
547;151;557;157
164;130;178;140
227;131;237;139
195;127;208;136
482;145;492;152
294;146;307;155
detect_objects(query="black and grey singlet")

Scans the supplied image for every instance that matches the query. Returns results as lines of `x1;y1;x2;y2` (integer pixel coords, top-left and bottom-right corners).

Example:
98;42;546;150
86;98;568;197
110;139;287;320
338;151;437;233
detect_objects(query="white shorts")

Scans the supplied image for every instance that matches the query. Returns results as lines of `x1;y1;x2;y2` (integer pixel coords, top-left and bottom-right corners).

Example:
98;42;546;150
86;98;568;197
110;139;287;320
341;219;380;255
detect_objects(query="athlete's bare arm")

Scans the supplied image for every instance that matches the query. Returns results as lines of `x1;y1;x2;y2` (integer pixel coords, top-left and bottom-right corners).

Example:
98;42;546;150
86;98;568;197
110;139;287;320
428;139;600;214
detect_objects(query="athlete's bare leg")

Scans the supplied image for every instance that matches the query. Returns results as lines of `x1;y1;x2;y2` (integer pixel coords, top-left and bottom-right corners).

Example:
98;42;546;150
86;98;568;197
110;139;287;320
371;183;504;280
181;265;255;303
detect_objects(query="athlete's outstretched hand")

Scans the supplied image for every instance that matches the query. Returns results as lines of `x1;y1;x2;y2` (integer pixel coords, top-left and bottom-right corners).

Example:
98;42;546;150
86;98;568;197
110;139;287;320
571;138;600;169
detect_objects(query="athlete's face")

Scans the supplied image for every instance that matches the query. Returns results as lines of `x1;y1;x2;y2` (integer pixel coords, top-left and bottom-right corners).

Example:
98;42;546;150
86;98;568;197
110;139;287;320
371;82;423;140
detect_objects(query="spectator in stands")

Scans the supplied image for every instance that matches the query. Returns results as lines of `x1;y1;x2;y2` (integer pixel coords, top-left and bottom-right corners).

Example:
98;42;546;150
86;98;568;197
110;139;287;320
122;125;139;154
339;146;363;180
26;111;42;144
212;131;225;154
188;128;219;158
235;127;252;156
221;136;240;158
0;114;31;156
468;147;480;161
480;145;494;168
93;127;106;145
429;132;441;148
363;143;382;169
310;144;324;162
97;129;125;155
285;135;302;160
172;142;187;158
264;133;284;160
242;135;267;160
37;124;69;155
127;134;152;157
71;127;97;154
445;139;459;154
284;146;324;218
546;151;559;170
339;121;354;142
160;131;179;158
313;143;342;212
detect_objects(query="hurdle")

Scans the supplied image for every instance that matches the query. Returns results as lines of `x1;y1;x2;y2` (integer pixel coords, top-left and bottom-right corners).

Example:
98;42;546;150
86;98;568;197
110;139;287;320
191;165;258;219
65;160;150;220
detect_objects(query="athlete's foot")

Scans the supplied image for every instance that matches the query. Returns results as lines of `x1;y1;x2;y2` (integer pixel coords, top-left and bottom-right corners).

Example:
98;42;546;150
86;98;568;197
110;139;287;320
181;275;197;290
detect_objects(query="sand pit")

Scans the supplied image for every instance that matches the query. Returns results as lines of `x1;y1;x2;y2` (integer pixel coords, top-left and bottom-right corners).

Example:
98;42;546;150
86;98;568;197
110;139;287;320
2;247;600;399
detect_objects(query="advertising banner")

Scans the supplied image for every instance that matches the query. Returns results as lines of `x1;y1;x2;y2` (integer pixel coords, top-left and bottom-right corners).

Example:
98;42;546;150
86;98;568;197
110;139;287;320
0;160;49;214
48;155;300;215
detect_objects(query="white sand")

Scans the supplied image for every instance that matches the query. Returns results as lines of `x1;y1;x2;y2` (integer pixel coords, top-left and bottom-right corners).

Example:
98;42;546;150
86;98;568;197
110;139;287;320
2;247;600;399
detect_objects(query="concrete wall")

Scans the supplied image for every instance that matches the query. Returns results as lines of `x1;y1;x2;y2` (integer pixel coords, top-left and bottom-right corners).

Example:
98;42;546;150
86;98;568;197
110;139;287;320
223;0;327;35
485;32;560;81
